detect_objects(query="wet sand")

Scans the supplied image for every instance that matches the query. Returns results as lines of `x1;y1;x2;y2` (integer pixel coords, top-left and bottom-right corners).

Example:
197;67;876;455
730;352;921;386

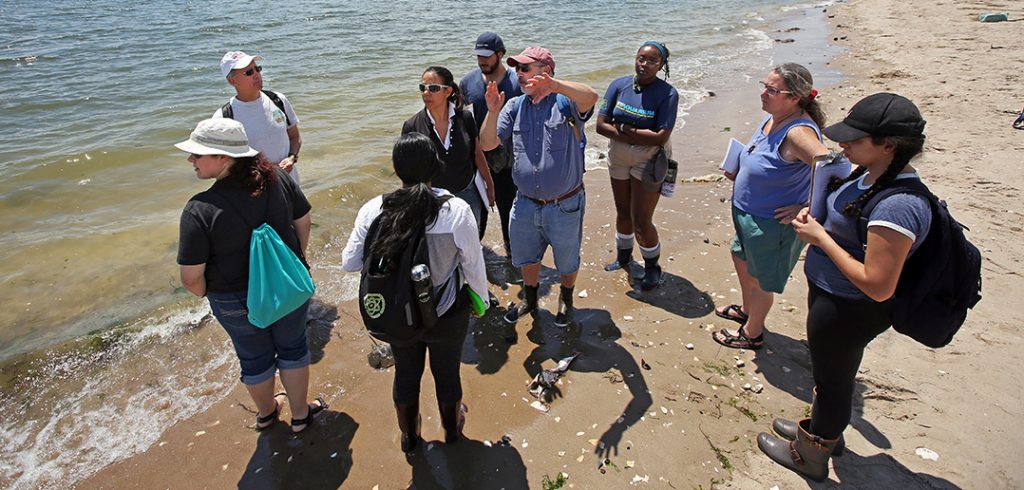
79;0;1024;488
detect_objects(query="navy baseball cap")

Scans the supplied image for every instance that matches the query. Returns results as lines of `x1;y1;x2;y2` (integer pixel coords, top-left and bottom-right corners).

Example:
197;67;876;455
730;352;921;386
823;93;926;142
473;32;505;57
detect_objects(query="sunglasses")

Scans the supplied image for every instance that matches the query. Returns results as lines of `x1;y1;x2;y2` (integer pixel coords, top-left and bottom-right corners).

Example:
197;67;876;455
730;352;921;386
759;81;793;97
235;65;262;77
515;63;540;73
419;83;446;93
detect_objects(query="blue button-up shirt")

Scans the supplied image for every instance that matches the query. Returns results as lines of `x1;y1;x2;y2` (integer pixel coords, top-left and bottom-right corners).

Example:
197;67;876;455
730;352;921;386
496;94;592;201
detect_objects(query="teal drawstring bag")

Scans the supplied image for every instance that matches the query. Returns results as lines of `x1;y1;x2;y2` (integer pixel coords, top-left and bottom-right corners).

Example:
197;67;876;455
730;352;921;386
247;223;315;328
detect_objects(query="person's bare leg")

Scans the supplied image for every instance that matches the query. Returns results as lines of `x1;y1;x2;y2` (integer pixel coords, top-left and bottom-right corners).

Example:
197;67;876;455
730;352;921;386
606;178;635;270
729;255;771;338
559;272;577;289
245;377;278;422
279;366;313;429
630;178;661;248
521;263;541;287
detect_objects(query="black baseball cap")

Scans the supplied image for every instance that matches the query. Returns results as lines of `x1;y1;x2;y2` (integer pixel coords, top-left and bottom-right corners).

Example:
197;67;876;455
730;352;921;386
823;93;926;142
473;32;505;57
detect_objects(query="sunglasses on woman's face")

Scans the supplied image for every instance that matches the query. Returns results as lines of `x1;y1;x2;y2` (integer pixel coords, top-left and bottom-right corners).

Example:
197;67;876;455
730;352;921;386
419;83;445;93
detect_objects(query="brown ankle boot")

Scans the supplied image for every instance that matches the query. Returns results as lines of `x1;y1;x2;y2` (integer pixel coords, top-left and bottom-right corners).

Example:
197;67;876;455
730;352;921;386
771;418;845;455
758;418;840;482
395;402;420;453
438;401;467;443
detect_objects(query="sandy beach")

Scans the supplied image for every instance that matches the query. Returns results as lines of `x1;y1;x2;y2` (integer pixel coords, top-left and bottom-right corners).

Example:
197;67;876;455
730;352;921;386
77;0;1024;488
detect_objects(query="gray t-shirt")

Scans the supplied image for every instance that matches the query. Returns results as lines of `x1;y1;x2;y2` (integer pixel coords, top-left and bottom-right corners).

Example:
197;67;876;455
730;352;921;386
804;172;932;300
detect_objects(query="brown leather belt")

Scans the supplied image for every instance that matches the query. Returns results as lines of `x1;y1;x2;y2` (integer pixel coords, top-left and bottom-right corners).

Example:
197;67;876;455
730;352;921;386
526;184;584;206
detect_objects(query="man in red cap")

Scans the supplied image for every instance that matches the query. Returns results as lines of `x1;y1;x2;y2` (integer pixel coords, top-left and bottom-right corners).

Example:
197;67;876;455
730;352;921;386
480;46;599;328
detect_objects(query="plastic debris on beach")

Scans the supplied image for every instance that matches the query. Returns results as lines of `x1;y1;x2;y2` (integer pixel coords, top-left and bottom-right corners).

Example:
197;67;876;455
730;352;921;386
978;12;1008;22
528;352;580;399
631;474;650;484
368;342;394;369
916;447;940;461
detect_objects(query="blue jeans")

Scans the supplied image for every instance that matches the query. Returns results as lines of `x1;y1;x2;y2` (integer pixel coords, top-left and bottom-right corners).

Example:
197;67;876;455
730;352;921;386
207;291;311;385
454;178;485;233
508;189;585;274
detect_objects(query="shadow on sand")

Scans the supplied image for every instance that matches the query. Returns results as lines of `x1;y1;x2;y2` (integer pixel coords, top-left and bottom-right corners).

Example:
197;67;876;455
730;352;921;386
238;410;358;489
407;436;529;489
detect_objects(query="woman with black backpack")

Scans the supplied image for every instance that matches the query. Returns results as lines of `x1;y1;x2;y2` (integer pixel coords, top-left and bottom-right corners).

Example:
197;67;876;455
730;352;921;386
341;132;489;453
757;93;929;481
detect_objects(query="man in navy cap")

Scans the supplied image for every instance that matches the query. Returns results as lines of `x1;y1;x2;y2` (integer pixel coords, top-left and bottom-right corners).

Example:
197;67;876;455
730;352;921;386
460;33;523;260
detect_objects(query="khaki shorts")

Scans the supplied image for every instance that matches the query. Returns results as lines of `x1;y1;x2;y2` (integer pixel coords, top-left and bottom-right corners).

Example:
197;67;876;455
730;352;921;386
607;139;672;181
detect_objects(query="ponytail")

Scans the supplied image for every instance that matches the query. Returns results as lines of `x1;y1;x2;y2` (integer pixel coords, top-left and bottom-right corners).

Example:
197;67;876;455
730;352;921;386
424;66;463;110
773;63;826;128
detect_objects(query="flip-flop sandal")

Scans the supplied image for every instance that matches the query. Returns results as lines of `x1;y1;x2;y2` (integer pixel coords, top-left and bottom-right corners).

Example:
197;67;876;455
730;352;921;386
291;397;328;433
712;326;764;350
714;304;749;325
256;392;287;431
1014;109;1024;130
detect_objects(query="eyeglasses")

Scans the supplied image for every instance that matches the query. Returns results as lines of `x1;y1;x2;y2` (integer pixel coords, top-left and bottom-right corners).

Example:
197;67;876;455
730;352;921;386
419;83;445;93
635;56;661;66
234;65;262;77
759;81;793;97
515;63;540;73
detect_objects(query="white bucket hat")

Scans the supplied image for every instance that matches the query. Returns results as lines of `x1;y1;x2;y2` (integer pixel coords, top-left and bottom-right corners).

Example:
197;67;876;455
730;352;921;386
220;50;263;78
174;118;259;158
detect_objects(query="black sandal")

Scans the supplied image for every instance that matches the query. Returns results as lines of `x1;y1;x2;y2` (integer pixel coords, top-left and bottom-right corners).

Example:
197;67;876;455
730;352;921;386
714;304;749;325
291;397;328;433
712;326;764;350
256;392;287;431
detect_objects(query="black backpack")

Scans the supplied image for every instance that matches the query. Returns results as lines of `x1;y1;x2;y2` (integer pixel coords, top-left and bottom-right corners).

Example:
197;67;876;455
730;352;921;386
857;179;982;347
358;212;436;344
221;89;292;126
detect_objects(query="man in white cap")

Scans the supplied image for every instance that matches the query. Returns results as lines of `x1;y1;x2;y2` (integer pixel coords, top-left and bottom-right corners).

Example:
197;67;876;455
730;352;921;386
215;51;303;185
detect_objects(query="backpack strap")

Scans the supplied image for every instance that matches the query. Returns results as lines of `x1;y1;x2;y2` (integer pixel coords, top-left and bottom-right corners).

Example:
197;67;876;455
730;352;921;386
220;89;291;126
856;178;932;250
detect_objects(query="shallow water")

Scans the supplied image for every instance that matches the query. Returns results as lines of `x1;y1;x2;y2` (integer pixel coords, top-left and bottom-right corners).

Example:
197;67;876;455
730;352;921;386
0;0;837;486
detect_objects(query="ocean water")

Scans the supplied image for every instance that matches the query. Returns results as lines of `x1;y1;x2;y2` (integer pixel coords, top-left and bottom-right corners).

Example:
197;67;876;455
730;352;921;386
0;0;834;487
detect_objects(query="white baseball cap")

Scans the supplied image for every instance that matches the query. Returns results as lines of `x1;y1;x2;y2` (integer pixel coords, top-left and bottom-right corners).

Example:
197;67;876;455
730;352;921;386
220;50;263;78
175;118;259;158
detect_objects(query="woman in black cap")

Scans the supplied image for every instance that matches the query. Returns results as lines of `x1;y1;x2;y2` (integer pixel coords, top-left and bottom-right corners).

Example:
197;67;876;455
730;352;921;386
757;93;929;481
596;41;678;290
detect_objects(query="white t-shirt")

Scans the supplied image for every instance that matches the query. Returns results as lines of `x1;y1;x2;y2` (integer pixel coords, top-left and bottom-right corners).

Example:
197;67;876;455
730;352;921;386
214;90;300;183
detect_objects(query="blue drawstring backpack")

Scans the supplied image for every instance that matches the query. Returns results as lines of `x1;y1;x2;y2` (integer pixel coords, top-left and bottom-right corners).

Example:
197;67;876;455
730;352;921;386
247;222;315;328
214;181;315;328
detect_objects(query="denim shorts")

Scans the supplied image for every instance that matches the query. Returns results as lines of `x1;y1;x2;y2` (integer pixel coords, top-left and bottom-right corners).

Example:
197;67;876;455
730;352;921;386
508;189;585;274
729;206;806;294
207;291;311;385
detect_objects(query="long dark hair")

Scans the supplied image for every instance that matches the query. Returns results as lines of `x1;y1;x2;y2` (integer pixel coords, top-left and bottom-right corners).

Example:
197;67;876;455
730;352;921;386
825;133;927;217
218;153;277;198
369;133;447;267
424;66;463;110
774;63;825;129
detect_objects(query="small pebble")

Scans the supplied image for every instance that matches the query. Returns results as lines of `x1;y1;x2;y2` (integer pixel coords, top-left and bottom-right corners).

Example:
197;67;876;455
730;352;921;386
735;359;745;368
753;384;764;393
685;343;694;350
578;289;589;298
742;383;752;390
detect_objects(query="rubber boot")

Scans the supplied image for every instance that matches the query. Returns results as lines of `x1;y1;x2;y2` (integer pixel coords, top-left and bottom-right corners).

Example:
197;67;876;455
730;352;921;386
604;247;633;271
395;402;421;453
504;284;538;324
439;401;467;444
757;418;840;482
554;285;574;327
771;418;845;456
640;254;663;291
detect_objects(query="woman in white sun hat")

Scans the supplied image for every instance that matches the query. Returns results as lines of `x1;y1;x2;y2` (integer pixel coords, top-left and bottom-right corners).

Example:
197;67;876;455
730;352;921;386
175;118;324;433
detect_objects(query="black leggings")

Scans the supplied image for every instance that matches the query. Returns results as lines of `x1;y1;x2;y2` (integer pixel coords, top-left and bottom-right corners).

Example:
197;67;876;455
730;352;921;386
806;283;892;439
391;306;469;405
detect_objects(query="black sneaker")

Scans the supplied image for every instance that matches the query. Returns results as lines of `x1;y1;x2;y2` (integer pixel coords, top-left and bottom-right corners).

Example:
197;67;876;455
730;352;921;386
503;300;536;324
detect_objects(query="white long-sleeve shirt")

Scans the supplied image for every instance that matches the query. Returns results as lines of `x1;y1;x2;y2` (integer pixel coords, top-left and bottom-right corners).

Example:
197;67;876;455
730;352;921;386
341;188;488;315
